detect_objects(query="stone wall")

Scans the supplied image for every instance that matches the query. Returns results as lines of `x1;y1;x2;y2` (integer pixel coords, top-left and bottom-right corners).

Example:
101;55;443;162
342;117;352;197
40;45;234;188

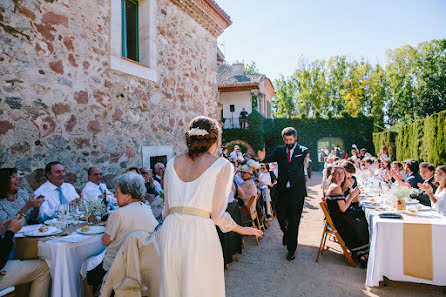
0;0;219;192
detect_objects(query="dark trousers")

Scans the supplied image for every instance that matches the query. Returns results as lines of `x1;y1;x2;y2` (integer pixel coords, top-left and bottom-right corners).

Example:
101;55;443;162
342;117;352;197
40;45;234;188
276;189;305;253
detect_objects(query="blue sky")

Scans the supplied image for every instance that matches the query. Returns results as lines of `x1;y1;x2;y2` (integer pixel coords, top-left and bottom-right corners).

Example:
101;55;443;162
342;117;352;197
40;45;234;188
216;0;446;81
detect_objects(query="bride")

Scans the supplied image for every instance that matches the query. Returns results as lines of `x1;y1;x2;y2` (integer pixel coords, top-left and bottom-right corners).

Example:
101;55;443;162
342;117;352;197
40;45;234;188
159;116;262;297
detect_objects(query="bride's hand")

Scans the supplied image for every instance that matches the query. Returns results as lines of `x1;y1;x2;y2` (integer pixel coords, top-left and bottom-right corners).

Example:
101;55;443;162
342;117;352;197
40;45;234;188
243;227;263;237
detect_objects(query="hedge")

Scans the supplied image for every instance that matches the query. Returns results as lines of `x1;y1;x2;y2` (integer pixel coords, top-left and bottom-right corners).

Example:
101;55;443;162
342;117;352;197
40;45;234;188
223;111;376;170
373;110;446;166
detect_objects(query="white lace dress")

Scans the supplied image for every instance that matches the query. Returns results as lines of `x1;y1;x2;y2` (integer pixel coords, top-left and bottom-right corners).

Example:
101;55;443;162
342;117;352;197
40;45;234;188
159;157;236;297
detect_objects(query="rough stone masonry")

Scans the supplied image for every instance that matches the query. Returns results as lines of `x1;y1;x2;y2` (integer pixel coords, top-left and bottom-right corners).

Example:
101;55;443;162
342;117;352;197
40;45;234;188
0;0;224;192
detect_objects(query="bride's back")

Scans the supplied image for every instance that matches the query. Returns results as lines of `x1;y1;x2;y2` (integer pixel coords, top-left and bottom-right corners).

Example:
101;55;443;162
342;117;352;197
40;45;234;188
173;153;218;183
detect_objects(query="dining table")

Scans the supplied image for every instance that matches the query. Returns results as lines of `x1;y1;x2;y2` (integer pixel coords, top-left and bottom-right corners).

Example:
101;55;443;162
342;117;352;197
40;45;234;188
14;220;106;297
359;185;446;288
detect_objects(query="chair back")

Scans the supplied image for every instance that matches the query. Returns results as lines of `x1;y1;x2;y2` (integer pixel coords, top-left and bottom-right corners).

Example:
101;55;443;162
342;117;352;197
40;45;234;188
0;287;15;297
247;193;260;220
319;202;337;233
100;231;159;297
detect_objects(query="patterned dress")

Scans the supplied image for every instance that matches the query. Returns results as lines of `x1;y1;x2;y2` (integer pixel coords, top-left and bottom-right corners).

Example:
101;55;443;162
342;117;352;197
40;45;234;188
325;193;369;255
0;189;32;222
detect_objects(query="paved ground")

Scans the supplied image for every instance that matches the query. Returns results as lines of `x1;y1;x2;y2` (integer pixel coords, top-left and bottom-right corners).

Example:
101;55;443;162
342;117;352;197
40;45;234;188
224;172;444;297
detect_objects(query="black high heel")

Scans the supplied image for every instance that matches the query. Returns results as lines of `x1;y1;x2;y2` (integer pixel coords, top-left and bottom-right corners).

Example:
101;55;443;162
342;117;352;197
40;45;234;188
359;256;368;269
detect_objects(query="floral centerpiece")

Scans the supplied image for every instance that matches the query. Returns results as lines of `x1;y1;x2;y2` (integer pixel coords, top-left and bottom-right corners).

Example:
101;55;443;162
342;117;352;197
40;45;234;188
83;199;108;218
389;185;418;211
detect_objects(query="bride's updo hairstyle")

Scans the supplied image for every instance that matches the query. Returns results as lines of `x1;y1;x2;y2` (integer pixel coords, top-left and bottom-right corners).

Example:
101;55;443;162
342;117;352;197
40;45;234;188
186;116;220;160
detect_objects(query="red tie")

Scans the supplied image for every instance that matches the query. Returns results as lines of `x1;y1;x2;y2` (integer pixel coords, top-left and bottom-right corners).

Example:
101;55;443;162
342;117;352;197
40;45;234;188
287;149;291;163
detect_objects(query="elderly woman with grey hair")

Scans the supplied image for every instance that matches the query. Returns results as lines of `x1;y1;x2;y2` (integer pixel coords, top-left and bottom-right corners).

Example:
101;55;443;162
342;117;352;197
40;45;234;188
86;172;158;292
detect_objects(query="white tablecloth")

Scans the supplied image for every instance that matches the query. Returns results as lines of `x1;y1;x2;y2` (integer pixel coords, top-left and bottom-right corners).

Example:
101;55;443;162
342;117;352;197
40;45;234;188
38;233;105;297
364;207;446;287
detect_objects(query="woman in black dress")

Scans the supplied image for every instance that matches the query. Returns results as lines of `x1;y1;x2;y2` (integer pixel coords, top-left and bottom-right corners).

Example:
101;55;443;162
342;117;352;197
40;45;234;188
325;166;369;267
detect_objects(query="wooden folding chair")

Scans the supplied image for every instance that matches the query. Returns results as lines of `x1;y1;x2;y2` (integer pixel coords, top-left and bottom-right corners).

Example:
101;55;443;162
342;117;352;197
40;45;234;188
316;200;355;267
241;193;264;245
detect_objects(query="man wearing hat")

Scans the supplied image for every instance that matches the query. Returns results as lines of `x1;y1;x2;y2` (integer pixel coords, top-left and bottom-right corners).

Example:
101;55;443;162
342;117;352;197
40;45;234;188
230;145;243;162
257;127;309;260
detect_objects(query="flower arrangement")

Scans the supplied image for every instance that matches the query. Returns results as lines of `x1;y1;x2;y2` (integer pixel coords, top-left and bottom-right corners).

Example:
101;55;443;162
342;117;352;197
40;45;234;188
356;170;371;182
389;185;418;202
83;199;108;217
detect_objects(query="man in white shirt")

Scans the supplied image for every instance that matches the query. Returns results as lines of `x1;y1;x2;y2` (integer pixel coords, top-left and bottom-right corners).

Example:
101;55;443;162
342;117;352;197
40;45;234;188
82;167;116;203
230;145;243;162
34;162;80;222
153;163;165;193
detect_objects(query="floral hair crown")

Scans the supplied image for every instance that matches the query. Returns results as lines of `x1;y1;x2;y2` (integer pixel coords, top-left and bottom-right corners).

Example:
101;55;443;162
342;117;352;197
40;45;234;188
188;128;209;137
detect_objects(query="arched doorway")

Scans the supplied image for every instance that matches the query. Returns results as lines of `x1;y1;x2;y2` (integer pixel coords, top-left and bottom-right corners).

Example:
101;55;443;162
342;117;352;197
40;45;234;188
317;137;344;163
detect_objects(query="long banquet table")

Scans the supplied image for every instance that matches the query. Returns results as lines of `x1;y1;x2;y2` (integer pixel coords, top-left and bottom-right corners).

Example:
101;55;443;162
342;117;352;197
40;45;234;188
362;201;446;287
15;223;105;297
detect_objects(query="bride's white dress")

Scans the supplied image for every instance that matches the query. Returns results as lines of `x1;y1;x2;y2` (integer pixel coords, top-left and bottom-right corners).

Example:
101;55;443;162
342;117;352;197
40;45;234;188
159;157;236;297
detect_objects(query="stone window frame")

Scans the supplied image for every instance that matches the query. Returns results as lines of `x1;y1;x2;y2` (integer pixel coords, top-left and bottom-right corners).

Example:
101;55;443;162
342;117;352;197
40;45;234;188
110;0;157;82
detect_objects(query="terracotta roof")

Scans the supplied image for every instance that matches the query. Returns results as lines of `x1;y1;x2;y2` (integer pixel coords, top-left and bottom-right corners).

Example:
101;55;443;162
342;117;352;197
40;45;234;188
217;64;266;87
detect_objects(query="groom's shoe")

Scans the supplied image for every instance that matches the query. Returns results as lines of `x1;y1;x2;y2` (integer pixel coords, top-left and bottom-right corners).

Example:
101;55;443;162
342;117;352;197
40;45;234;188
286;251;296;261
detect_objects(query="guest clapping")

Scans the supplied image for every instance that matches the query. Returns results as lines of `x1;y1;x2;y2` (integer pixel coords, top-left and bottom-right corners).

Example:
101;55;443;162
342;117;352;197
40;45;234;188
0;168;44;223
419;165;446;216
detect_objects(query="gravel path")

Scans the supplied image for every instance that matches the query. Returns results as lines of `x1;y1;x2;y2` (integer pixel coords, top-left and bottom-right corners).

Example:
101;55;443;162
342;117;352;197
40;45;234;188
224;172;444;297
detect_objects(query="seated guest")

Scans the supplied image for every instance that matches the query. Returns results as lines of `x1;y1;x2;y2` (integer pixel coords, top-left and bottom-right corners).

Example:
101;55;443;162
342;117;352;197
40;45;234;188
419;165;446;216
0;168;44;223
388;161;406;185
87;172;158;292
341;161;363;216
413;162;437;206
81;167;116;203
394;159;423;189
237;164;258;209
140;167;159;196
378;145;389;160
153;163;165;192
0;215;51;297
34;162;80;222
325;166;369;268
230;145;243;163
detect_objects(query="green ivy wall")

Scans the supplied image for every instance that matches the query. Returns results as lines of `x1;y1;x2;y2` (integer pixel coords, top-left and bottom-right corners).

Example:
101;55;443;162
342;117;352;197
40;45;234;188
373;110;446;165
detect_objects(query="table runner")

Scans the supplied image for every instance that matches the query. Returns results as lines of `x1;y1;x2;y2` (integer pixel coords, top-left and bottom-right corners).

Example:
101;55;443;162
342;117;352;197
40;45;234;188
403;223;433;280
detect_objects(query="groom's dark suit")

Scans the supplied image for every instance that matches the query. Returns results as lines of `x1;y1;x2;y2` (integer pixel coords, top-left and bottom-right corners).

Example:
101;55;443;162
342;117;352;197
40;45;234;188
262;143;309;254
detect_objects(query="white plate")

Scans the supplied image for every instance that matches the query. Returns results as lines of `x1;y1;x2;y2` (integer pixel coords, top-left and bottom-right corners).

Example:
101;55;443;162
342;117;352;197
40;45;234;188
24;226;62;237
76;226;106;235
405;198;419;205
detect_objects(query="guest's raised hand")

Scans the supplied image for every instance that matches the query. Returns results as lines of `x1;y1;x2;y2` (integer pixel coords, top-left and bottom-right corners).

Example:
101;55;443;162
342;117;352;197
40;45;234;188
0;218;13;235
28;194;44;208
257;147;266;161
418;183;433;194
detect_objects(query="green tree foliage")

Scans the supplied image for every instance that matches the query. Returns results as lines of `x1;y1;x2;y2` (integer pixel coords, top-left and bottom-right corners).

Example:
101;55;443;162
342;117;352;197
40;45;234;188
273;39;446;128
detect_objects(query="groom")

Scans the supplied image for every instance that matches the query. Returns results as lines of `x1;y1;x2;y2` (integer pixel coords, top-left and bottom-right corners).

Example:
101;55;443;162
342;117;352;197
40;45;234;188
257;127;309;260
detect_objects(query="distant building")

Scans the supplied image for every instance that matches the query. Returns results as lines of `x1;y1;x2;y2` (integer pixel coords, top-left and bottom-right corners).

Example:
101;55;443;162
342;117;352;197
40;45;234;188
217;63;275;129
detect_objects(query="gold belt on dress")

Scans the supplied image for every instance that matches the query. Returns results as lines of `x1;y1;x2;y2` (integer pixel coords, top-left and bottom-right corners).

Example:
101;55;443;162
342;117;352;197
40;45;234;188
169;206;211;218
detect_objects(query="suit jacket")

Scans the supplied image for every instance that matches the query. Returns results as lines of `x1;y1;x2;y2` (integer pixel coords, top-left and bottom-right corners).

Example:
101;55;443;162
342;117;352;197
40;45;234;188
262;144;309;197
406;172;423;189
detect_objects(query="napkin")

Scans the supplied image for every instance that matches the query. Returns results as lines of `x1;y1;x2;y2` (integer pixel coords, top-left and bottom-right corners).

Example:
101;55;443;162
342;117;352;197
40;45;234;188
403;223;433;280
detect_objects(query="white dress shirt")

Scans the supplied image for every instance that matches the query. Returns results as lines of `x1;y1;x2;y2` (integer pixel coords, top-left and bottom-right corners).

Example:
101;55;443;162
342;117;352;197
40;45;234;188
153;180;163;193
433;187;446;216
34;181;79;221
259;172;272;187
230;151;243;161
81;181;116;203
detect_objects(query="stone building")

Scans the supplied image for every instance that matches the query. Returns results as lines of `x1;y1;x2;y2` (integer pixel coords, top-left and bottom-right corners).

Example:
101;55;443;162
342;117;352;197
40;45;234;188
0;0;231;191
217;63;275;129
